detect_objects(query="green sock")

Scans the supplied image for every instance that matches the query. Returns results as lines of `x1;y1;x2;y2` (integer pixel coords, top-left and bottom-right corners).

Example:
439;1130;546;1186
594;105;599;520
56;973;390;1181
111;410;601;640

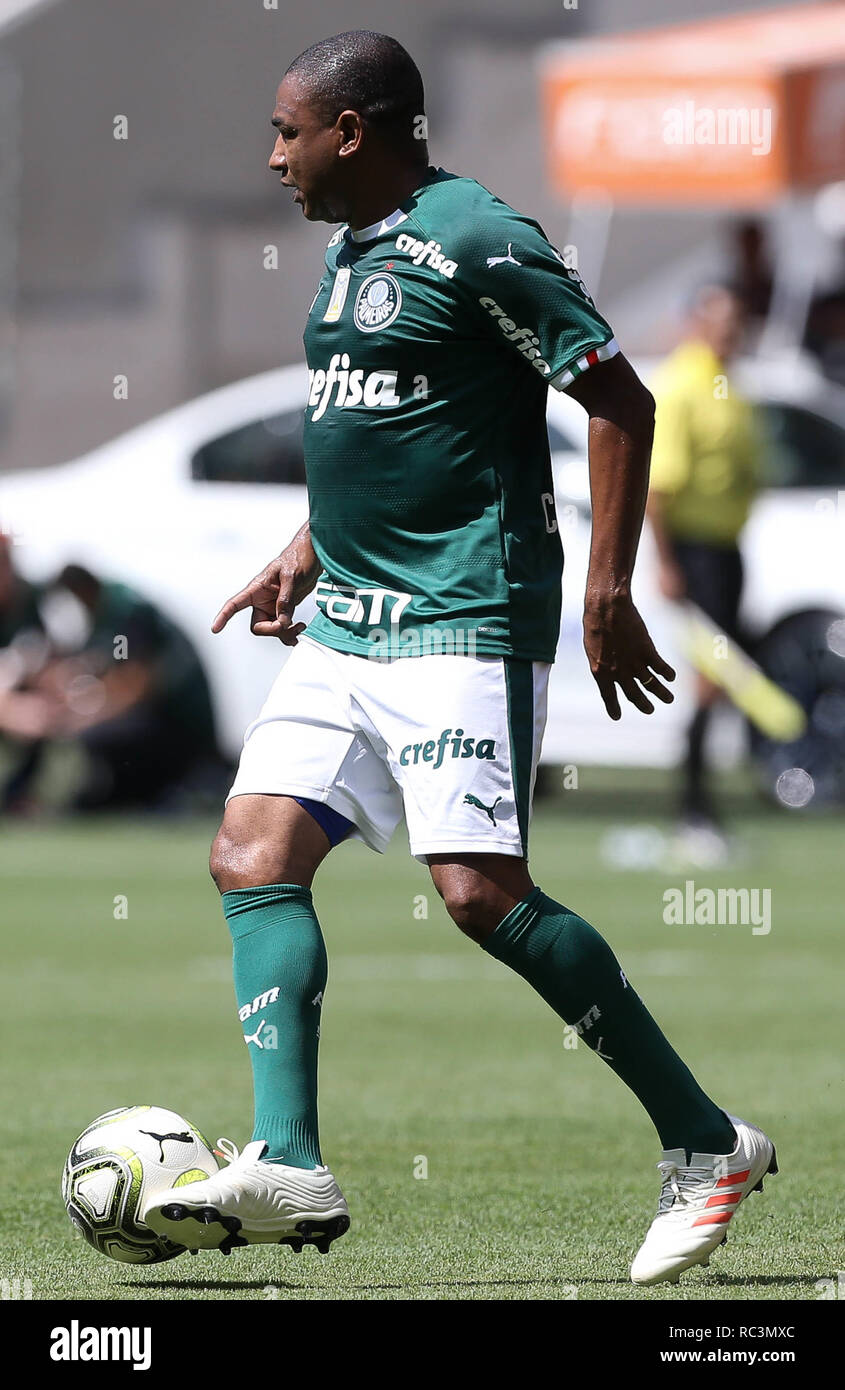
222;883;326;1169
483;887;735;1154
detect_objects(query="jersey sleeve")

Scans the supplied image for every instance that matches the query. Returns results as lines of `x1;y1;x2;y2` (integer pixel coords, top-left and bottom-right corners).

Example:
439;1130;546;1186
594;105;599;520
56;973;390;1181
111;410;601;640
453;213;619;390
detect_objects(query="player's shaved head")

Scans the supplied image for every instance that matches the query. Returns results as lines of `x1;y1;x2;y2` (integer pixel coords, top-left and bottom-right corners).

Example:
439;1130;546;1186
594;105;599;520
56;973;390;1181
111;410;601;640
285;30;427;163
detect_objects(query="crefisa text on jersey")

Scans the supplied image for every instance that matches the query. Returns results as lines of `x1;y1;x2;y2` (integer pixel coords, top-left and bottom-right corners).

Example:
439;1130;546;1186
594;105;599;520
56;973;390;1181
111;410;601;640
394;233;458;278
308;355;401;421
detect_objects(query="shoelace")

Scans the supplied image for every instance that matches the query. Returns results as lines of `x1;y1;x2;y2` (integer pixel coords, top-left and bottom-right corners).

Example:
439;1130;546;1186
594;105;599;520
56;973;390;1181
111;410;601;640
656;1159;714;1213
214;1137;240;1166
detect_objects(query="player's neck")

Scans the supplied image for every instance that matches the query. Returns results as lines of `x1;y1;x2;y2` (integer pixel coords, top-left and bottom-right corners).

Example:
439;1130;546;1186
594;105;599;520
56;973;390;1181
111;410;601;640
345;164;430;235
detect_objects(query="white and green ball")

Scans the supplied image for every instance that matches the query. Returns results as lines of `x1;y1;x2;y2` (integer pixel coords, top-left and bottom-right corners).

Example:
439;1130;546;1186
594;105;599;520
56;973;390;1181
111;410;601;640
62;1105;219;1264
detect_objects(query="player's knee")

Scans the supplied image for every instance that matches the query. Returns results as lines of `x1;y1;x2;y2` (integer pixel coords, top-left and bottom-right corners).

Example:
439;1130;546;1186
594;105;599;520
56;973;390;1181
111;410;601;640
209;826;274;893
440;879;507;942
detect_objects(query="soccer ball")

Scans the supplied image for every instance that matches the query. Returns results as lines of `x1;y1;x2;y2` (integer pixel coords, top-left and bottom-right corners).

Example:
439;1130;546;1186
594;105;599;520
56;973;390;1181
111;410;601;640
62;1105;219;1264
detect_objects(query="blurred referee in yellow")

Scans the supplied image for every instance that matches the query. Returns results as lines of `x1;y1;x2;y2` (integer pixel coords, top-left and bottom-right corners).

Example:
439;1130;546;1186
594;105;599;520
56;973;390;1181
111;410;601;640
647;283;760;846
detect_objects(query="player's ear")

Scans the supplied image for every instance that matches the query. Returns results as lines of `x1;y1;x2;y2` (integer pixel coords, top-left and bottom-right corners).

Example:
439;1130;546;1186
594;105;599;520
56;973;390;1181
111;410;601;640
336;110;364;158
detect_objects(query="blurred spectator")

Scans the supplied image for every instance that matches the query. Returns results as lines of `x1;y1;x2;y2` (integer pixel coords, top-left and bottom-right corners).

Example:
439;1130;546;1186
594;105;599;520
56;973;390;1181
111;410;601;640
804;287;845;386
46;566;219;811
646;284;760;850
730;219;773;324
0;535;52;812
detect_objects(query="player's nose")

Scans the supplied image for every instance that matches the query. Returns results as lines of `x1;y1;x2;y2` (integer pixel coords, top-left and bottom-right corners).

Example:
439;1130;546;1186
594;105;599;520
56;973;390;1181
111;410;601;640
268;134;287;172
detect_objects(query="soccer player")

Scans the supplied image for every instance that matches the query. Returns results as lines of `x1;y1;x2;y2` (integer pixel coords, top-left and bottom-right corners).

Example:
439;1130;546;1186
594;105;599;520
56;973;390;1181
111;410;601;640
146;32;776;1285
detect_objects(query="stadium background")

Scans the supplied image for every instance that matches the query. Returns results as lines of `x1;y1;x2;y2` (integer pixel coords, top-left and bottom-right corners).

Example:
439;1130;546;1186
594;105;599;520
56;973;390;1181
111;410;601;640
0;0;843;1303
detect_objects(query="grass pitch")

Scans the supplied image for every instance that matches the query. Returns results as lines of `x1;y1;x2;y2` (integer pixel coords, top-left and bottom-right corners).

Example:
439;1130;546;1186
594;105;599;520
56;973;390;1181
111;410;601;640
0;779;842;1301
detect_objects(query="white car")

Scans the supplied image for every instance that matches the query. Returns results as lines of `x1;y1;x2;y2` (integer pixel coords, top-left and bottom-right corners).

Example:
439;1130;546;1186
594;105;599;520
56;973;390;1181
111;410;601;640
2;354;844;801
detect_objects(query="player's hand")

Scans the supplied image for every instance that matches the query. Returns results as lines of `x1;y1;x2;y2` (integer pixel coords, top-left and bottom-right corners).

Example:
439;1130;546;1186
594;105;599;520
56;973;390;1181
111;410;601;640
583;592;676;720
212;540;319;644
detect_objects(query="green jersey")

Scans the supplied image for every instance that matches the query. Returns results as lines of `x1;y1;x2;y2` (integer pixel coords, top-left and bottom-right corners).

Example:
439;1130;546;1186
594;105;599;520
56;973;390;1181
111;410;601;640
302;167;618;662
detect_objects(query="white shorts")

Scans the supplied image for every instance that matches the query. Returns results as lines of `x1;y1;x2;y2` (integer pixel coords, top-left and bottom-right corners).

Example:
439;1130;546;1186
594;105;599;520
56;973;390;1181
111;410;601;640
227;636;550;862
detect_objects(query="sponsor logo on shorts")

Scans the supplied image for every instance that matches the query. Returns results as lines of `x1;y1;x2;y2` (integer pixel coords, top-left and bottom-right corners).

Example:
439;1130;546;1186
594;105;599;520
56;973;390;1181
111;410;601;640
463;793;502;825
395;233;458;279
478;296;551;376
399;727;497;769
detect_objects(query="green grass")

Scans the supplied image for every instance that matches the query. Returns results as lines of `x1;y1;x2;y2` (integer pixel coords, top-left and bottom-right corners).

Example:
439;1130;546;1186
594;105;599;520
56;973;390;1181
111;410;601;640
0;785;842;1301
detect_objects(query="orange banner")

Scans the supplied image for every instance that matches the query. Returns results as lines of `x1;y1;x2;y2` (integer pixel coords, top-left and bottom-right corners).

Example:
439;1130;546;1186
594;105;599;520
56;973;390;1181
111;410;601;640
540;4;845;207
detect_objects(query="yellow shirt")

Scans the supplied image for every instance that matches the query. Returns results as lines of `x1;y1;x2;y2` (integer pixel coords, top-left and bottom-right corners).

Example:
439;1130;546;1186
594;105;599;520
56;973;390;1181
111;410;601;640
649;341;759;544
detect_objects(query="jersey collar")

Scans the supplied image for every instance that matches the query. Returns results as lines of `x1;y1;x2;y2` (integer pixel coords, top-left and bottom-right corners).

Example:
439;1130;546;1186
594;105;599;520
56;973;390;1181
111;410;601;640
347;208;409;244
346;168;443;244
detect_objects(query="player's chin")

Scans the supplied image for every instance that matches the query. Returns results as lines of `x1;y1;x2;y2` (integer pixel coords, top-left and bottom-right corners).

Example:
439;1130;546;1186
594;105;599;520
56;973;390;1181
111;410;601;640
300;194;339;224
294;192;318;220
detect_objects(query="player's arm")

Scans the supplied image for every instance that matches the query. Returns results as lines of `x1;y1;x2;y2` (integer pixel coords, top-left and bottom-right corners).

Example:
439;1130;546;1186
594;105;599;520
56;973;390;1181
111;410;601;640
212;519;320;643
565;354;676;719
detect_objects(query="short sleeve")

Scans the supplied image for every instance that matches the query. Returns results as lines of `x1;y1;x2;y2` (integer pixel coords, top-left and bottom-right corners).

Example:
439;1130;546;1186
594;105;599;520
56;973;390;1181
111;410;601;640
454;214;619;390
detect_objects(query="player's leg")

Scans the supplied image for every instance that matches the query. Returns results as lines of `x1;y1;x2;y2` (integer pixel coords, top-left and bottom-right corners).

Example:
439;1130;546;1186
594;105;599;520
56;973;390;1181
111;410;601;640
429;853;776;1284
428;852;735;1155
382;648;774;1284
146;638;402;1252
145;791;353;1253
211;788;334;891
209;792;340;1170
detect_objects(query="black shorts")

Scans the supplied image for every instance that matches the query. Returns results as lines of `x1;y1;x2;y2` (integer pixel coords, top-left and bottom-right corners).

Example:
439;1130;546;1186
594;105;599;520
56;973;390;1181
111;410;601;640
671;540;744;641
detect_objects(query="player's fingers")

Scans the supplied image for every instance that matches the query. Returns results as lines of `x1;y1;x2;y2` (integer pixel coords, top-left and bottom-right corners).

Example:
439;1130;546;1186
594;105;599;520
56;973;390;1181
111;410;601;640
275;587;296;619
278;621;306;647
620;678;654;714
646;650;676;682
211;587;253;633
639;672;674;704
594;670;621;721
250;615;286;637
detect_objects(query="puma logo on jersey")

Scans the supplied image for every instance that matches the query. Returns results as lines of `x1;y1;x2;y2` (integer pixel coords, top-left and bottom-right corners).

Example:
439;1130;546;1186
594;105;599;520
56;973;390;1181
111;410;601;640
478;297;551;376
463;793;503;825
395;233;458;279
308;354;401;421
486;243;522;268
238;987;280;1023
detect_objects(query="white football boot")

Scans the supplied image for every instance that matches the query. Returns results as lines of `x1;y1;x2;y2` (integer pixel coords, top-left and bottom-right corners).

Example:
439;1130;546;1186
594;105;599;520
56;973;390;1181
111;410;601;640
630;1115;777;1286
144;1139;350;1256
